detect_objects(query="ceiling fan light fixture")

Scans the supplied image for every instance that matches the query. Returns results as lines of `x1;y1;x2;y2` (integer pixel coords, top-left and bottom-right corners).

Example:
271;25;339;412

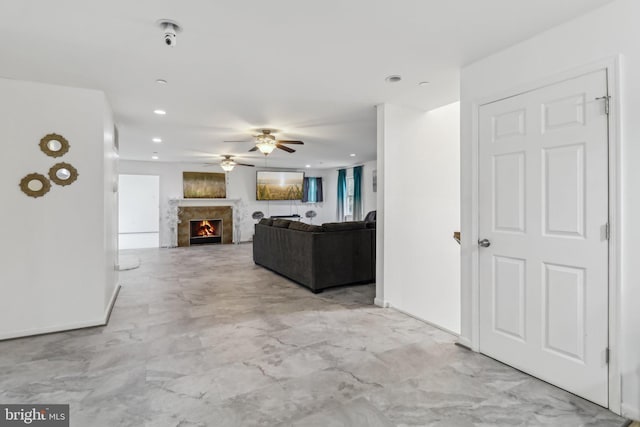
257;141;276;155
255;131;278;155
220;159;236;172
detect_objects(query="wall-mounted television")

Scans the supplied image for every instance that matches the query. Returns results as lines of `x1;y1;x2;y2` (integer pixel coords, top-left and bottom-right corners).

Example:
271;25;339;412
256;171;304;201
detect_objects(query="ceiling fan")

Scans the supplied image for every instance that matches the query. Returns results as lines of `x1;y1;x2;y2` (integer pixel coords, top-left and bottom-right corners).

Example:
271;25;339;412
225;129;304;155
205;155;255;172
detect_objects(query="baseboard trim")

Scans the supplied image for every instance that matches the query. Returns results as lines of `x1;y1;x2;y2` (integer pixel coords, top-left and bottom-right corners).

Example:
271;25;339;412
622;403;640;422
387;304;460;338
0;318;105;341
0;283;122;342
374;297;389;307
456;336;474;350
103;283;121;324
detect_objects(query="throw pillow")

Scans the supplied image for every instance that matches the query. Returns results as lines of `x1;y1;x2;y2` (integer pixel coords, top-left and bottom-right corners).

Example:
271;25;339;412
288;222;324;232
258;218;273;226
273;219;292;228
288;221;309;231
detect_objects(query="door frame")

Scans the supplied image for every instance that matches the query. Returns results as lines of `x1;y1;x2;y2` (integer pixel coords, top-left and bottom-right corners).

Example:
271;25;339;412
466;56;621;413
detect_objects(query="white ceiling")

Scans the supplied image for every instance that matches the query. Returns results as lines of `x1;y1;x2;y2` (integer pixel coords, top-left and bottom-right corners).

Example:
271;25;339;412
1;0;613;169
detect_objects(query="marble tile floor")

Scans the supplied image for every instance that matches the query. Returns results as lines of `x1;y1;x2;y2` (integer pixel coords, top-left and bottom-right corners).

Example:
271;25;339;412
0;244;626;427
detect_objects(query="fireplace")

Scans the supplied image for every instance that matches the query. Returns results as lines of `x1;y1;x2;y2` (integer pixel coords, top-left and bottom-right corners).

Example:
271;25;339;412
176;206;233;246
189;219;222;245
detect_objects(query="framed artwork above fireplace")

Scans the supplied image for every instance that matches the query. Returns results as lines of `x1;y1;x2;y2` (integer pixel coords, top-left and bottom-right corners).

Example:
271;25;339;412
183;172;226;198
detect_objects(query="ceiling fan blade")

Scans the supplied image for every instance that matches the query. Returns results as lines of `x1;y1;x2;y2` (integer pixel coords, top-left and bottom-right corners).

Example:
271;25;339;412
248;146;259;152
276;144;295;153
236;163;255;167
276;140;304;145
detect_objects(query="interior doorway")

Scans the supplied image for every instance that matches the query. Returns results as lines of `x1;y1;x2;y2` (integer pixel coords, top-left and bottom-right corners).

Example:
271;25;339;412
118;174;160;249
477;70;610;406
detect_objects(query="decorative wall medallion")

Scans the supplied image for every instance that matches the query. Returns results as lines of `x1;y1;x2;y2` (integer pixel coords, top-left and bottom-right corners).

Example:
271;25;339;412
39;133;70;158
48;162;78;186
19;173;51;198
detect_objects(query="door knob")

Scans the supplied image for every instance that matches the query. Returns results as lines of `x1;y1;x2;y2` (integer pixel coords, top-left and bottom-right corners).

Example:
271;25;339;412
478;239;491;248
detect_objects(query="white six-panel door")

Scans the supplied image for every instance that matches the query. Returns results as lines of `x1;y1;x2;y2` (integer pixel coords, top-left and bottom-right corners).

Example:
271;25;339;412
478;70;609;406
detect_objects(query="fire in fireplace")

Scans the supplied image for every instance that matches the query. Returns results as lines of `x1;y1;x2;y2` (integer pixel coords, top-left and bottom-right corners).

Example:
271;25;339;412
189;219;222;245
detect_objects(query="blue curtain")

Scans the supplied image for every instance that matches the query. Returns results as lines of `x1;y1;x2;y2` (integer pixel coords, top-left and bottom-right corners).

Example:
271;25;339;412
316;178;323;202
353;166;363;221
337;169;346;221
302;177;323;203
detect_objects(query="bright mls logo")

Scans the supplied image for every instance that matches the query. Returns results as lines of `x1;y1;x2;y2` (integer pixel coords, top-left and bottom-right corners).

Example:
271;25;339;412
0;405;68;427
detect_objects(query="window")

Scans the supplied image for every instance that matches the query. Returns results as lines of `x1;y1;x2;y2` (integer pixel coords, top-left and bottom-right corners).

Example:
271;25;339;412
302;177;323;203
345;176;354;219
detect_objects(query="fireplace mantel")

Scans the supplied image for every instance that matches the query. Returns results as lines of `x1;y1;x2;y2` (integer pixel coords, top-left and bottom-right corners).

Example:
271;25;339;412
169;198;240;207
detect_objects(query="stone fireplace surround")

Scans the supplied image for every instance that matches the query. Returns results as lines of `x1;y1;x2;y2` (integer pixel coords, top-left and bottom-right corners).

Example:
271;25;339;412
177;206;233;246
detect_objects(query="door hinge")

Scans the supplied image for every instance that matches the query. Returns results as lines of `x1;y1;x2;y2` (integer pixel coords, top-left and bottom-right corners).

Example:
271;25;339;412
605;347;610;364
596;95;611;115
605;222;610;241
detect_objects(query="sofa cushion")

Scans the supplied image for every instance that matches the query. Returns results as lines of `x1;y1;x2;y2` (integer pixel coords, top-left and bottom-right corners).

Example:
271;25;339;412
259;218;273;226
366;221;376;229
321;221;367;232
288;221;308;231
273;219;293;228
289;222;324;232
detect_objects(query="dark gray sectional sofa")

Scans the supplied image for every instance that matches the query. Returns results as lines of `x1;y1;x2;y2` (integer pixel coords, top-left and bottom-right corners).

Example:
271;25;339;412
253;218;376;293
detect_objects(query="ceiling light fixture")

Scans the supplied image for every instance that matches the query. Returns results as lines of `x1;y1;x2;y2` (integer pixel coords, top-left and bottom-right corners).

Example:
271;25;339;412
385;75;402;83
256;133;277;155
418;81;430;86
305;164;311;168
220;159;236;172
154;109;166;115
350;153;356;157
152;138;162;143
156;79;168;85
151;153;159;160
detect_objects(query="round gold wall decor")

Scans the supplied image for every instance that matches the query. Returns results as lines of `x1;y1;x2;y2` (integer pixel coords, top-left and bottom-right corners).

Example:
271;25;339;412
19;173;51;198
48;162;78;186
39;133;70;158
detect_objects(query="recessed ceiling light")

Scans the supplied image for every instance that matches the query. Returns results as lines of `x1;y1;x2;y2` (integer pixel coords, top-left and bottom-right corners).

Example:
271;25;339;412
154;109;166;115
385;75;402;83
156;79;168;85
152;137;162;143
418;81;430;86
350;153;356;157
305;164;311;168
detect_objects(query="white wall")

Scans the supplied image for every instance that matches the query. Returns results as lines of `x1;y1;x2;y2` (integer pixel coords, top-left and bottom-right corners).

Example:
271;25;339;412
118;161;368;246
0;78;118;339
460;0;639;417
362;160;377;217
103;100;119;312
380;102;461;333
